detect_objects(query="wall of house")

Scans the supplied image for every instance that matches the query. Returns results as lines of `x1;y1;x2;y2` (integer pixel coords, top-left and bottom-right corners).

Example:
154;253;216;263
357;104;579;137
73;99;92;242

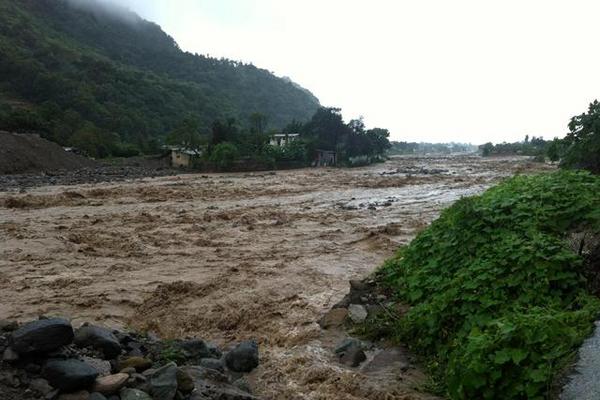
171;151;191;167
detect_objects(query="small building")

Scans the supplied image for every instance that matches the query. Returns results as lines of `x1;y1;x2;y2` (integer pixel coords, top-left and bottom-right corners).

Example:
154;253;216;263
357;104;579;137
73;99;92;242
269;133;300;147
170;147;201;168
316;149;337;166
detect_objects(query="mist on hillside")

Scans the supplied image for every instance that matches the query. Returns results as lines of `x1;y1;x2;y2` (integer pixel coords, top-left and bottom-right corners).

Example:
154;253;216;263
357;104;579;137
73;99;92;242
65;0;141;24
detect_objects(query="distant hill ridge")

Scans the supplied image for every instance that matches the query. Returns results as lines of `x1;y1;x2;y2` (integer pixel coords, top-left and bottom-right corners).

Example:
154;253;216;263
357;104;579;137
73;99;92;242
0;0;320;155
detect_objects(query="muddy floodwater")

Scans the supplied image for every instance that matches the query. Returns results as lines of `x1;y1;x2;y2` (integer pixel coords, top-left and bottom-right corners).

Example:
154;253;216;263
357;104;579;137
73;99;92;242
0;155;553;399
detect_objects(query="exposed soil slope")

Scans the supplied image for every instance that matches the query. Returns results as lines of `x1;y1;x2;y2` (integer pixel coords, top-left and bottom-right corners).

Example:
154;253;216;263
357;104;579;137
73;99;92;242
0;131;95;174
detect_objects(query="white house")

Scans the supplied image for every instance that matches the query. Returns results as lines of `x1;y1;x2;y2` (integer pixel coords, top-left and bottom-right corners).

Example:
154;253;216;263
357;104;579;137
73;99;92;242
169;147;202;168
269;133;300;147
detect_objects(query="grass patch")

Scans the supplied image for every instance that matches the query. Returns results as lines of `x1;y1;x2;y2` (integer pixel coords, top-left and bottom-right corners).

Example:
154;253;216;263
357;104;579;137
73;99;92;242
376;170;600;399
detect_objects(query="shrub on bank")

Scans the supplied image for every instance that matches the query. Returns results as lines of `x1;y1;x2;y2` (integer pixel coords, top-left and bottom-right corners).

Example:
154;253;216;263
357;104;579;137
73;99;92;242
209;142;239;171
378;171;600;399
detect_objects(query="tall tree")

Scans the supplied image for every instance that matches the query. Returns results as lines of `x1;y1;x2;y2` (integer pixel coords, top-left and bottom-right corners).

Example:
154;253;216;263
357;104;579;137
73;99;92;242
561;100;600;173
249;112;268;134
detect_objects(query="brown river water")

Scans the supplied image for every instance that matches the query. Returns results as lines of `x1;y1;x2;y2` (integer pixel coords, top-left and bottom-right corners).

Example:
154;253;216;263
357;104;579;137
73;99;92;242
0;155;553;399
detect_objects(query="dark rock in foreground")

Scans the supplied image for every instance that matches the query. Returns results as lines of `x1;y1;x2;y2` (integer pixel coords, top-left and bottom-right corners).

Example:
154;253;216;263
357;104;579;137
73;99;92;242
11;318;74;354
148;362;178;400
43;359;98;392
74;325;122;359
1;317;261;399
225;341;259;373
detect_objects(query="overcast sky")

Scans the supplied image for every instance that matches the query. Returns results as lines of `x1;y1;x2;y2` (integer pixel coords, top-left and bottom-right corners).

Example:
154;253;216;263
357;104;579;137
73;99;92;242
110;0;599;143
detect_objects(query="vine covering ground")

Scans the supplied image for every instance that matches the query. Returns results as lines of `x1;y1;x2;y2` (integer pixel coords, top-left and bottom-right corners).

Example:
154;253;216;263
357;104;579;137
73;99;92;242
378;171;600;399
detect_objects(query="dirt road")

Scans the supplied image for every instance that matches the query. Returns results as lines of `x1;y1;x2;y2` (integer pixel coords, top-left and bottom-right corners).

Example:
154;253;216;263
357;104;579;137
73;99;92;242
0;155;553;399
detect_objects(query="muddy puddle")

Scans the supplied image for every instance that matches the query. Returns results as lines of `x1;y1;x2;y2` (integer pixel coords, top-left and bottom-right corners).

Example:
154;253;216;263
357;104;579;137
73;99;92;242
0;155;554;399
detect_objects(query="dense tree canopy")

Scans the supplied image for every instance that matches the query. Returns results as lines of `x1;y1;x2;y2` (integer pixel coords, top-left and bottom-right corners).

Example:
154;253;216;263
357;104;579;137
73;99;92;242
0;0;319;157
562;100;600;173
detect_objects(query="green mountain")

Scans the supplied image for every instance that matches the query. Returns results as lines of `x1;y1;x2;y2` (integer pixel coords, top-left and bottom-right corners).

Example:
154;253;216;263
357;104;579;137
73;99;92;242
0;0;320;155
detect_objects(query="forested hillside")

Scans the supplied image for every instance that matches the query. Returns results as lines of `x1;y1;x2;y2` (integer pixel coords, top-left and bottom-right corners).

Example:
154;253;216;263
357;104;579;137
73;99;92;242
0;0;320;156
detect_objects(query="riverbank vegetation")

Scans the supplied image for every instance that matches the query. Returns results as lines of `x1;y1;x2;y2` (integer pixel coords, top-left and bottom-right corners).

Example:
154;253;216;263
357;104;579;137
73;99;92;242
375;171;600;399
372;102;600;399
167;107;391;171
389;142;477;155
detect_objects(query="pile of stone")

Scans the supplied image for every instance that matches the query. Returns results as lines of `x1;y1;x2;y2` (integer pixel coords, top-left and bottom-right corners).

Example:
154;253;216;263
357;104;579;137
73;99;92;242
0;318;259;400
317;280;395;368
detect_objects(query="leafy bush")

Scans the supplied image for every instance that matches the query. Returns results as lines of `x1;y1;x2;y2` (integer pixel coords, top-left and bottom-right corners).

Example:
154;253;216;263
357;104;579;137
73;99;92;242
209;142;239;171
561;100;600;174
378;171;600;399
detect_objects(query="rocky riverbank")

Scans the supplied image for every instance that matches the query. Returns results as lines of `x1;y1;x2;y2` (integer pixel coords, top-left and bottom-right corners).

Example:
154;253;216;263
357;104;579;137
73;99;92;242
0;317;259;400
0;165;187;192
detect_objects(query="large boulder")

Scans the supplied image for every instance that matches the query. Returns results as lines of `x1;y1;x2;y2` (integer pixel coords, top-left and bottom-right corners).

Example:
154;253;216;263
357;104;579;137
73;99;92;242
11;318;74;354
43;359;99;392
225;341;259;373
74;325;121;359
149;362;178;400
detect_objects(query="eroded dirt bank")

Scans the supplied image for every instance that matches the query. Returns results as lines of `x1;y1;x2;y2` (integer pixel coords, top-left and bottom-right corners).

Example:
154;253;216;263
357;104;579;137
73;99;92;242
0;155;553;399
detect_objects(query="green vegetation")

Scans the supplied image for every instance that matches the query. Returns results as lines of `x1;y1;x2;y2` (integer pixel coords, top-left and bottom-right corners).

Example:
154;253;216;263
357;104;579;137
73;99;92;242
377;171;600;399
479;136;549;158
479;100;599;174
389;142;476;155
0;0;319;157
209;142;239;171
167;107;391;171
559;100;600;174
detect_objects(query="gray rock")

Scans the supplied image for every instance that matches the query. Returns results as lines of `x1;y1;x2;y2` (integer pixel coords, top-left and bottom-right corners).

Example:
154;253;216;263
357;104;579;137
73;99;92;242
149;362;178;400
224;341;259;373
199;357;224;372
89;393;108;400
81;356;112;376
347;304;368;324
206;342;223;359
182;366;229;384
75;325;121;359
232;377;252;394
179;339;212;361
335;338;366;367
340;344;366;367
0;320;19;332
92;373;129;395
120;388;152;400
11;318;74;354
318;308;348;329
3;347;19;362
176;368;195;394
30;378;54;396
43;359;99;392
334;338;361;354
0;370;20;387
